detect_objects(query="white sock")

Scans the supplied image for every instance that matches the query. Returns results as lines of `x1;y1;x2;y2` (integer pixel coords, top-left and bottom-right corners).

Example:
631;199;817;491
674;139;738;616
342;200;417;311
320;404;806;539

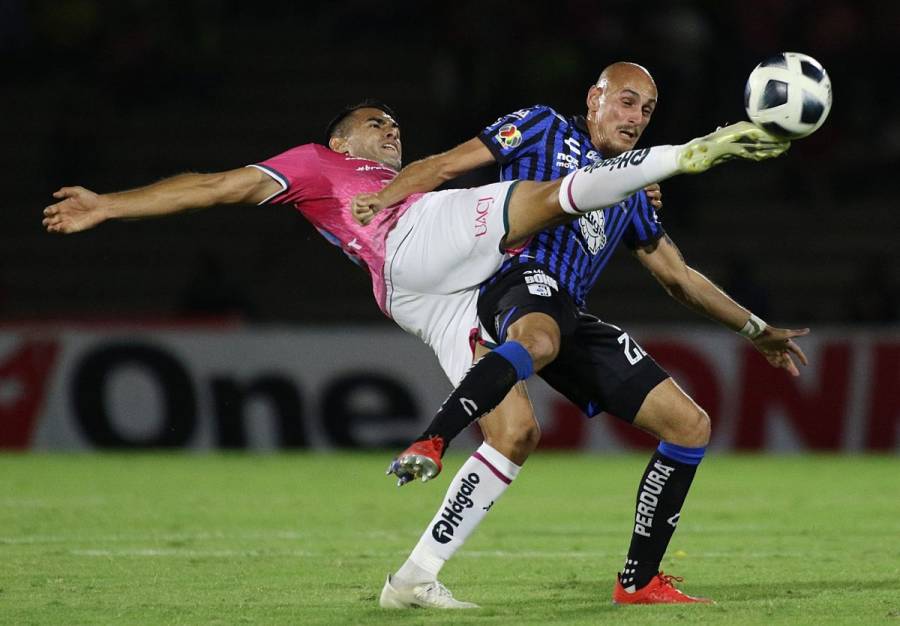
393;443;521;585
558;145;680;214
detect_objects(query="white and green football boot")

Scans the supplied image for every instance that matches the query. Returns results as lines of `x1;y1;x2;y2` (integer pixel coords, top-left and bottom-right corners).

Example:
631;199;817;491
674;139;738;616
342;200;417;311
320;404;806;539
677;121;790;173
379;575;479;609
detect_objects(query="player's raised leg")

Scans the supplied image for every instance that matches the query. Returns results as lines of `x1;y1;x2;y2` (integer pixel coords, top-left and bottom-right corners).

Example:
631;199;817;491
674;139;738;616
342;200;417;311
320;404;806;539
502;122;789;247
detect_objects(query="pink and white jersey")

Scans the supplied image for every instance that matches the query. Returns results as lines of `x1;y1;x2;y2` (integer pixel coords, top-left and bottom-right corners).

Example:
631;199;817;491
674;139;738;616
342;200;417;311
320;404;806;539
250;144;422;315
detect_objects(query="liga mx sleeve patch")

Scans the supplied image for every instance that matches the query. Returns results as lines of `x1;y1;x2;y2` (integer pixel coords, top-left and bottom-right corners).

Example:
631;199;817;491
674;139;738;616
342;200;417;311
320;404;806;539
496;124;523;149
478;105;559;164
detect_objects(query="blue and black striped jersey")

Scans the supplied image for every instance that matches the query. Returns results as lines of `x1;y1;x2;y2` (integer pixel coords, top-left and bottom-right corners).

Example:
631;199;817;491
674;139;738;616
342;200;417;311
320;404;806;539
478;105;665;307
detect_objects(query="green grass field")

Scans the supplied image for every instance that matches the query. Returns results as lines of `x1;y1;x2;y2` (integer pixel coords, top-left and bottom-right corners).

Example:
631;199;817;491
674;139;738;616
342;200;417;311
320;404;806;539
2;453;899;625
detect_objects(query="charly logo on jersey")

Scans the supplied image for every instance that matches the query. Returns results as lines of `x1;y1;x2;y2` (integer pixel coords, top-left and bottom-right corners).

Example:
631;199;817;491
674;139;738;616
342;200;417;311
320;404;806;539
556;135;601;170
579;210;608;255
556;136;582;170
523;268;558;297
496;124;522;149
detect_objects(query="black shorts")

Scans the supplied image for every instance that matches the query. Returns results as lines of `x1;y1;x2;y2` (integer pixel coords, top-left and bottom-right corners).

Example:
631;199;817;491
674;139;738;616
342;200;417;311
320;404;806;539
477;263;669;422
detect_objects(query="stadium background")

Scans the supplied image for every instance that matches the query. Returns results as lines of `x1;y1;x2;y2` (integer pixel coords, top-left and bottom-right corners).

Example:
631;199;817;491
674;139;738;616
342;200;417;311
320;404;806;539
0;0;898;453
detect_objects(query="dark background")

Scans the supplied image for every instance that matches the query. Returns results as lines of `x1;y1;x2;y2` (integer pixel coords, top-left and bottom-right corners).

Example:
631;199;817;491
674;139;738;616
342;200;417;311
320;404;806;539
2;0;898;327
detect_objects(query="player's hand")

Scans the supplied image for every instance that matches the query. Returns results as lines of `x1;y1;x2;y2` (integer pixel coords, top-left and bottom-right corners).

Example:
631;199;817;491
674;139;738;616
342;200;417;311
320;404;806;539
43;186;109;234
351;192;386;226
750;325;810;376
644;183;662;210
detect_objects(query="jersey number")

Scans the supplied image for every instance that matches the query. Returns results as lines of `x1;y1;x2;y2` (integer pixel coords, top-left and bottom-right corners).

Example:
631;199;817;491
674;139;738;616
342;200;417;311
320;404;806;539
617;333;647;365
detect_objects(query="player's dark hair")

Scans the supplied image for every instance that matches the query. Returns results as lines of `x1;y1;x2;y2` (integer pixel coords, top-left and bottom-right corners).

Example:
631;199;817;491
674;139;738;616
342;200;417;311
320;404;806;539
325;101;399;142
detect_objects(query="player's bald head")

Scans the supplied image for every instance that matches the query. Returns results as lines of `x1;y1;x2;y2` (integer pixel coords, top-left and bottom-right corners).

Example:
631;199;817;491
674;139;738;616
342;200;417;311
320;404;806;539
595;62;657;97
585;62;658;156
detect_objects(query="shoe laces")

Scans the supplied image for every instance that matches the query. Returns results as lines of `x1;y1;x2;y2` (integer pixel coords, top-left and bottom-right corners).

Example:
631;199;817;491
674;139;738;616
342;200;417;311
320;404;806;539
657;572;684;588
418;435;445;456
417;580;452;601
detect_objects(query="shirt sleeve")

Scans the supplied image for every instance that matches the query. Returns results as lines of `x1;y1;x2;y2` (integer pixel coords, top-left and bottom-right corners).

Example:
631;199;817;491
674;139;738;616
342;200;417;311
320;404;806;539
623;190;666;250
477;105;555;164
247;143;321;205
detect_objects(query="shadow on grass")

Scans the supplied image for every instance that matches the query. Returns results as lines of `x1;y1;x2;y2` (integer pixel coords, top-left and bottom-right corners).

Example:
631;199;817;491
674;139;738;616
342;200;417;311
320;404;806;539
520;576;899;606
699;577;900;601
347;578;900;625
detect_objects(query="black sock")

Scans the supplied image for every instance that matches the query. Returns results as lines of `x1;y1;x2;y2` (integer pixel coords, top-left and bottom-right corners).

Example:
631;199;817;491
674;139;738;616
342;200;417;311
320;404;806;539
418;350;526;452
620;447;701;590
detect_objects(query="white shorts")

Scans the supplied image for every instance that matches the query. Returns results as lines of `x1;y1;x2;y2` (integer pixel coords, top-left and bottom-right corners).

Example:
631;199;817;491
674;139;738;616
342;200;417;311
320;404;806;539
384;181;518;385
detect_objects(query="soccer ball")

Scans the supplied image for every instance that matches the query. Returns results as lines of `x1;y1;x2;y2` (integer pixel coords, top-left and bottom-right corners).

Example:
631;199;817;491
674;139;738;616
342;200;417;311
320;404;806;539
744;52;832;139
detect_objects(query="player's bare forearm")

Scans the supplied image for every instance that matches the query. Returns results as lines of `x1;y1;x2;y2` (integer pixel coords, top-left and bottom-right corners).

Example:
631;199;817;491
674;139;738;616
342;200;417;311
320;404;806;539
44;168;279;234
667;267;751;331
661;264;810;375
383;138;494;205
352;138;495;225
377;156;450;207
105;170;267;218
638;237;751;330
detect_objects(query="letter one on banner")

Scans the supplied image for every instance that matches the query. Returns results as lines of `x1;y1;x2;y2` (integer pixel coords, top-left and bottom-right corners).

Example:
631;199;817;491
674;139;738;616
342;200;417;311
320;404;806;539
72;343;197;448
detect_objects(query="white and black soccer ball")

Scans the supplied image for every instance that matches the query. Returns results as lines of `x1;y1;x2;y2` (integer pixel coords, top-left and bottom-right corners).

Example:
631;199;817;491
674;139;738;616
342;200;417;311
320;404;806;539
744;52;832;139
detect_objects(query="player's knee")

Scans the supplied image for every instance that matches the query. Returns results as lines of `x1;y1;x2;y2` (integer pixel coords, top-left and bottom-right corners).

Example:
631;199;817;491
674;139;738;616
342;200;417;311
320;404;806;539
515;418;542;453
507;327;559;371
526;331;559;370
482;419;541;465
678;406;711;447
486;418;541;460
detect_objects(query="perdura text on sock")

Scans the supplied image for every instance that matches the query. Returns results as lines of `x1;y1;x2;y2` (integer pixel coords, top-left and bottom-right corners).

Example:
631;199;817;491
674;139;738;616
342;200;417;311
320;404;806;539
633;460;674;537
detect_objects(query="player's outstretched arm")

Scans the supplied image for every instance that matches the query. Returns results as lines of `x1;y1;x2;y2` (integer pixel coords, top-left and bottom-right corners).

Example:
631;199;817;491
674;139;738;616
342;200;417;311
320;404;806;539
635;235;808;375
352;137;494;225
43;167;281;234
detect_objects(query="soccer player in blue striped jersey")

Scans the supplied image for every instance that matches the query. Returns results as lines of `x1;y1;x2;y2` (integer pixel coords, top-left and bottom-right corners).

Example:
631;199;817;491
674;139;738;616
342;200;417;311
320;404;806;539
359;62;809;608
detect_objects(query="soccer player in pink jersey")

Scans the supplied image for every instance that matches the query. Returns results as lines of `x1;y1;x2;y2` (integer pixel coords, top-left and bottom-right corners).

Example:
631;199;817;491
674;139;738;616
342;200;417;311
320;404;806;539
43;101;788;607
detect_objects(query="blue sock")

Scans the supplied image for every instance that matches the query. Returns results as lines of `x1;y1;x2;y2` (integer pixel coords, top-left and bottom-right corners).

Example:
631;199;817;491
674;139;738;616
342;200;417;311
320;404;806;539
493;340;534;381
657;441;706;465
